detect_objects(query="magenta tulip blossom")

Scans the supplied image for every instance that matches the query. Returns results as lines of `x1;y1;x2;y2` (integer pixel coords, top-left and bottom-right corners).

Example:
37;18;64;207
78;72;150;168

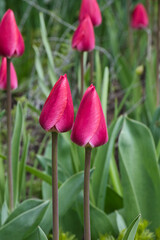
0;57;18;90
71;84;108;148
0;9;25;57
131;4;148;29
39;74;74;132
79;0;102;26
72;16;95;52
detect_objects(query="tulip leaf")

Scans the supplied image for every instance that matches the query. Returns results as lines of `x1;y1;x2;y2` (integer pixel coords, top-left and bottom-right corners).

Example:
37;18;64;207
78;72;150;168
59;170;94;216
39;12;56;85
123;214;141;240
25;165;52;185
119;118;160;230
90;203;114;239
101;67;109;120
24;226;48;240
0;199;49;240
1;202;8;226
95;51;102;96
116;211;126;232
33;45;49;97
12;102;23;207
92;116;123;210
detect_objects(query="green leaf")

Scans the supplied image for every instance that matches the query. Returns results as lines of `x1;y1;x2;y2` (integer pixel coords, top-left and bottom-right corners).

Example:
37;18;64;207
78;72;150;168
39;12;56;85
25;165;52;185
0;199;49;240
95;51;102;96
105;186;123;214
59;170;93;216
123;214;141;240
90;204;114;240
37;227;48;240
119;118;160;230
12;102;23;207
101;67;109;120
19;135;30;197
1;202;8;226
116;211;126;232
33;45;49;97
92;116;123;210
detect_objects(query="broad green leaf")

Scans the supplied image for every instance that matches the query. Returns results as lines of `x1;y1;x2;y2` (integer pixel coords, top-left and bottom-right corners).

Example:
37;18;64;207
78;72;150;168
59;170;93;216
119;118;160;230
39;12;56;85
0;110;5;120
38;226;48;240
123;214;141;240
105;186;123;214
101;67;109;120
1;202;8;226
92;116;123;210
0;158;5;208
12;102;23;207
90;204;114;240
116;211;126;232
150;107;160;146
25;165;52;185
0;200;49;240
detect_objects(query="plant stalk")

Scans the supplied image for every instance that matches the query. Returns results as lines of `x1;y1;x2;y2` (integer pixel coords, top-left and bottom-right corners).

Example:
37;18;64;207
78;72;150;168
90;51;94;84
84;147;92;240
52;132;59;240
81;52;84;99
156;0;160;105
7;57;13;210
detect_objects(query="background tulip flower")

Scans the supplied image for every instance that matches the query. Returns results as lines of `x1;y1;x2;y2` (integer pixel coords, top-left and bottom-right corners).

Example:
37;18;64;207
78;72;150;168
71;84;108;148
0;58;18;90
39;74;74;132
79;0;102;26
0;9;25;58
72;16;95;52
131;4;148;29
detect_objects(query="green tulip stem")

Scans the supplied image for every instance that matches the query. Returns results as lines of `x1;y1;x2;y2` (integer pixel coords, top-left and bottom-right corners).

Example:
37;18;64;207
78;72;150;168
156;0;160;105
7;57;13;210
90;51;94;84
81;52;84;99
84;147;92;240
52;132;59;240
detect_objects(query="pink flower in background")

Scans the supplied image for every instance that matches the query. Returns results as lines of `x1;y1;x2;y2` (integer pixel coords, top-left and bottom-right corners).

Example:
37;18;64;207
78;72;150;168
131;4;148;29
39;74;74;132
0;9;25;57
72;16;95;52
0;57;18;90
79;0;102;26
71;84;108;148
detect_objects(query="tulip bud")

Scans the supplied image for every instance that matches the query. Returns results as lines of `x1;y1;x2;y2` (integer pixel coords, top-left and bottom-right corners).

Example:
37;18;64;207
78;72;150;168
0;9;25;58
79;0;102;26
131;4;148;29
72;16;95;52
71;84;108;148
39;74;74;133
0;57;18;90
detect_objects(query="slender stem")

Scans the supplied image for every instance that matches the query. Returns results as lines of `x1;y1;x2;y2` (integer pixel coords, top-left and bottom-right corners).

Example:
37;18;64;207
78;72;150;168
90;51;94;84
52;132;59;240
7;57;13;210
84;147;92;240
81;52;84;99
156;0;160;106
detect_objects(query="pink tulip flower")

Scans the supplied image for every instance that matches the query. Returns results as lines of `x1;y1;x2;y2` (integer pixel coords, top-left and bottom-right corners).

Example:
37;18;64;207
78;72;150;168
71;84;108;148
0;9;25;57
131;4;148;29
39;74;74;132
0;57;18;90
79;0;102;26
72;16;95;52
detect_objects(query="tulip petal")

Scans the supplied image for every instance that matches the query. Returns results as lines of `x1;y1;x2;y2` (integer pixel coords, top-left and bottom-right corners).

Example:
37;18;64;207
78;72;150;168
0;57;18;90
55;78;74;132
0;9;24;57
131;4;148;29
79;0;102;26
71;85;101;146
72;16;95;52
